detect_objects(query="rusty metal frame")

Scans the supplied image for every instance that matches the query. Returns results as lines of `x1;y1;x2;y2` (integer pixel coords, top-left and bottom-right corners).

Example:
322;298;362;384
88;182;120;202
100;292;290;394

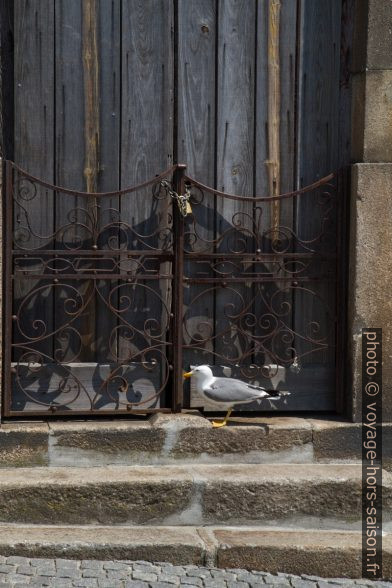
2;160;348;417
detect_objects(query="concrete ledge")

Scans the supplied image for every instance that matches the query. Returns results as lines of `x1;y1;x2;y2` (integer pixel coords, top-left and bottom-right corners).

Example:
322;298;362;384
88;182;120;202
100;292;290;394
0;525;391;579
0;416;391;466
0;463;390;526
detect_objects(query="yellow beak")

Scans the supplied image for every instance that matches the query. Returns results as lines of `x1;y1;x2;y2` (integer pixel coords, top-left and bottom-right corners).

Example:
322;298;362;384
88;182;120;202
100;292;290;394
183;371;193;379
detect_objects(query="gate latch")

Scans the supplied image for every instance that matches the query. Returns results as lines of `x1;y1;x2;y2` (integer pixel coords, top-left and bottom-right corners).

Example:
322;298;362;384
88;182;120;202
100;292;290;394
160;180;192;217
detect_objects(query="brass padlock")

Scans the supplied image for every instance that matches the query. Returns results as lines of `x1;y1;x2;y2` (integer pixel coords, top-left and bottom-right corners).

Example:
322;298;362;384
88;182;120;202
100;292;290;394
185;200;193;215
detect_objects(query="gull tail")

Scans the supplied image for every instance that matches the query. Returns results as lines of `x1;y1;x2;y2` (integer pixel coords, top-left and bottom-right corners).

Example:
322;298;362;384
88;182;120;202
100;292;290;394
266;390;290;398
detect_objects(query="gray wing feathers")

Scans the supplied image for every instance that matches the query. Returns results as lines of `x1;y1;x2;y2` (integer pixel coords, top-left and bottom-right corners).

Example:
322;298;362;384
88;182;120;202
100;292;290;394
203;378;269;404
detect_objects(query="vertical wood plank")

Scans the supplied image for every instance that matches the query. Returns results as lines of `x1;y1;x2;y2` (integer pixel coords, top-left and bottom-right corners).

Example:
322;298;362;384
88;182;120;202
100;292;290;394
55;0;91;363
14;0;54;359
0;0;14;159
215;0;256;369
177;0;216;183
82;0;100;194
297;0;342;187
95;0;121;363
254;0;297;390
177;0;216;374
294;0;342;408
55;0;85;192
279;0;297;197
267;0;281;235
256;0;298;219
338;0;354;168
98;0;121;193
121;0;173;187
255;0;269;200
120;0;174;403
81;0;100;364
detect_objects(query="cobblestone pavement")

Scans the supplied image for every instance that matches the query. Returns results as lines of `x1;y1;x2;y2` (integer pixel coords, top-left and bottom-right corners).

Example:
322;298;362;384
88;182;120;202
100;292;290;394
0;558;390;588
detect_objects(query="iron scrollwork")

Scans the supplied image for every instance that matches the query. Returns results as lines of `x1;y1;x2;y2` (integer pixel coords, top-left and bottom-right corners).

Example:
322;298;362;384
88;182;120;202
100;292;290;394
4;161;344;415
8;163;175;414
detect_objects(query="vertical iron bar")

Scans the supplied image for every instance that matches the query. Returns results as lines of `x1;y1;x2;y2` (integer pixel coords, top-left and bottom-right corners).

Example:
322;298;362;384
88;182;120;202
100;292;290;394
3;160;13;416
171;163;186;412
335;166;349;415
334;169;342;414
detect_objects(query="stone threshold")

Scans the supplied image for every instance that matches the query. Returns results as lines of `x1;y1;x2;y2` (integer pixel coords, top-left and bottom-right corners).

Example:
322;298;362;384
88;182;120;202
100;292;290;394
0;525;391;579
0;412;390;467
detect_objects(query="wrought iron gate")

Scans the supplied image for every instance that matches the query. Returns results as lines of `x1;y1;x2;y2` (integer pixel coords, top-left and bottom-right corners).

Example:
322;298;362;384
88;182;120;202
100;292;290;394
2;160;347;416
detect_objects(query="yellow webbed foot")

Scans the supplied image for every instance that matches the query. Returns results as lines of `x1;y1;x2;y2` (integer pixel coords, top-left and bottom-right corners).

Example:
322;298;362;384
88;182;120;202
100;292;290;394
212;419;228;428
211;408;232;428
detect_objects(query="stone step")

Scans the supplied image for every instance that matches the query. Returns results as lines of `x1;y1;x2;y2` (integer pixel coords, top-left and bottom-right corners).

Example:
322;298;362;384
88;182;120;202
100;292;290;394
1;463;391;527
0;525;391;579
2;413;390;468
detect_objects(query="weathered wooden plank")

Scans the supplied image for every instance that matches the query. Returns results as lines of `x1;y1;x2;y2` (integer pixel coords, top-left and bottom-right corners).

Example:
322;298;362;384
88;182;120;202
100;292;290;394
177;0;216;183
294;0;342;408
252;0;298;402
120;0;173;193
255;0;269;204
263;0;297;215
81;0;100;363
214;0;256;382
54;0;90;363
0;0;14;159
98;0;121;193
95;0;121;362
177;0;216;381
297;1;342;187
120;0;174;404
338;0;354;168
278;0;297;198
13;0;55;359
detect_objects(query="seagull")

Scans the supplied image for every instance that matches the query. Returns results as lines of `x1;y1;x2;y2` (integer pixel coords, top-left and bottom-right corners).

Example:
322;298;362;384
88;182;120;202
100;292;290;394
183;365;290;427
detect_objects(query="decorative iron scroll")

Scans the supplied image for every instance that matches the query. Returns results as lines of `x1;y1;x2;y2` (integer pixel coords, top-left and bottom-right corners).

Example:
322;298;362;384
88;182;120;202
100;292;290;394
181;172;344;410
5;162;176;414
3;161;346;416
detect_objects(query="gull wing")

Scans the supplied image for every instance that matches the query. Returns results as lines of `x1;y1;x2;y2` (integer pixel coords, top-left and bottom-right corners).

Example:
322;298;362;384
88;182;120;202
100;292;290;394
203;377;269;404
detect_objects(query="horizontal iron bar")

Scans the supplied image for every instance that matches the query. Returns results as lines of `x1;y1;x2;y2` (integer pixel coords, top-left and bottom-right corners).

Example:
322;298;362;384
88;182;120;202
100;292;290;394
184;252;336;259
12;250;174;257
185;171;336;202
184;276;336;283
4;408;172;417
9;160;177;197
12;274;173;280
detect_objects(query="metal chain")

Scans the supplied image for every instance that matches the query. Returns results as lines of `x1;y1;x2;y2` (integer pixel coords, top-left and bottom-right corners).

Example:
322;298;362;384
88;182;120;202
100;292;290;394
160;180;192;217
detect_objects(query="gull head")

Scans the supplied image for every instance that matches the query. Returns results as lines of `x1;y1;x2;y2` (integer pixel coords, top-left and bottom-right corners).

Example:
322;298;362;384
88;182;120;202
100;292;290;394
183;365;214;382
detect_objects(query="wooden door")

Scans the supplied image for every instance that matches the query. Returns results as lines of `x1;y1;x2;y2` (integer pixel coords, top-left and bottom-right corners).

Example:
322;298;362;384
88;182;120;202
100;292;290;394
2;0;352;415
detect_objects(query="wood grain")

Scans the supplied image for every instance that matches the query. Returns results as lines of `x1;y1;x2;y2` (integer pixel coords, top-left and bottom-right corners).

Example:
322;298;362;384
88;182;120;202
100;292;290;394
294;0;342;402
214;0;256;380
177;0;216;382
14;0;55;359
54;0;90;362
10;0;351;413
120;0;174;405
95;0;121;362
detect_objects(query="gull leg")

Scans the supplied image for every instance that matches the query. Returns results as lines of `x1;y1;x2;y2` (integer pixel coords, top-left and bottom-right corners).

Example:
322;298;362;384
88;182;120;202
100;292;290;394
212;408;233;428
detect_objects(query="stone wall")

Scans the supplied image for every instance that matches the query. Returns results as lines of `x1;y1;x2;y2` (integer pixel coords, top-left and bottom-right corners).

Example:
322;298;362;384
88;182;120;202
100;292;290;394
349;0;392;421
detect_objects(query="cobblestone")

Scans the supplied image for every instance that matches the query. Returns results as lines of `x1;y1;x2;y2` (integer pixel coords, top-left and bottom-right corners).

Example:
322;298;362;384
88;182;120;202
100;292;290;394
0;557;387;587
